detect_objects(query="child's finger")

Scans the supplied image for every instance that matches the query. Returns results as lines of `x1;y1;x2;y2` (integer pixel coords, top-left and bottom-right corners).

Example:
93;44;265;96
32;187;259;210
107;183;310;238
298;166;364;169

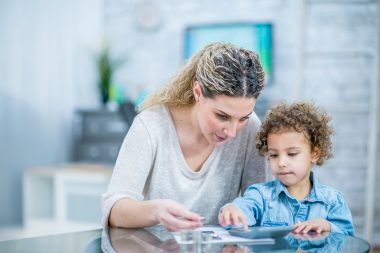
293;224;301;233
231;212;241;226
294;224;306;233
221;212;230;226
219;212;226;226
239;216;248;231
219;213;225;226
293;221;303;230
302;224;313;234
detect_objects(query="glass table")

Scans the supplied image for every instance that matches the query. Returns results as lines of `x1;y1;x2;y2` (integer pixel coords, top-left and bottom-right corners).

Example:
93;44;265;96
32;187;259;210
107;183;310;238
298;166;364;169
0;226;371;253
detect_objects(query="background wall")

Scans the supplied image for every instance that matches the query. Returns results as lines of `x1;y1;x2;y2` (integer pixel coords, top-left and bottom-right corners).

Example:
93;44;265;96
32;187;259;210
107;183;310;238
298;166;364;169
0;0;103;226
0;0;379;245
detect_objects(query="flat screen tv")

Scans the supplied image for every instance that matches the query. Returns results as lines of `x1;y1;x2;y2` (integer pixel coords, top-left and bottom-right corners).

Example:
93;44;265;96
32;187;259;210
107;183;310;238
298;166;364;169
184;23;273;83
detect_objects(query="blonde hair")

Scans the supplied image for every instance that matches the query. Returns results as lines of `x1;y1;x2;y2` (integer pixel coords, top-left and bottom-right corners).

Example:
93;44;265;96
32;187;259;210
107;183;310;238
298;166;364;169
140;42;265;111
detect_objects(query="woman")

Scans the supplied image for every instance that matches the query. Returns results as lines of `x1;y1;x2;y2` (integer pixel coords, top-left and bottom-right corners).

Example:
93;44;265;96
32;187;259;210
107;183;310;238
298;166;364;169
101;42;267;231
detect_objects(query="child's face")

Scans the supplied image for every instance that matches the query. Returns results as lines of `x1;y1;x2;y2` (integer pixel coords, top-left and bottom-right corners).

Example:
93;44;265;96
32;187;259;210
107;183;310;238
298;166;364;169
267;130;320;188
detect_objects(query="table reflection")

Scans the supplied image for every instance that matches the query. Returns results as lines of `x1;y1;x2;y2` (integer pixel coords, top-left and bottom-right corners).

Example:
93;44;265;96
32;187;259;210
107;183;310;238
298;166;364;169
100;227;370;253
101;226;181;253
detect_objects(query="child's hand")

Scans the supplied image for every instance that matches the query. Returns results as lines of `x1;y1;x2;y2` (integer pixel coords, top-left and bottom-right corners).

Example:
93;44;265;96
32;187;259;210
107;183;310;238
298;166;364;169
293;219;331;234
219;204;248;230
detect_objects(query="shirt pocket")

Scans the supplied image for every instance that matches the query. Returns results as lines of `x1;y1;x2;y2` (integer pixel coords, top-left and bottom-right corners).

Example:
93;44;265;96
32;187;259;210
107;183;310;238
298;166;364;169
260;199;291;227
262;220;289;227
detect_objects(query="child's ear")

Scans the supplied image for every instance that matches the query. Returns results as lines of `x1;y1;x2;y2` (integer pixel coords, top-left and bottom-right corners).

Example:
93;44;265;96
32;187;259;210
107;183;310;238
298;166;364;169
311;147;321;163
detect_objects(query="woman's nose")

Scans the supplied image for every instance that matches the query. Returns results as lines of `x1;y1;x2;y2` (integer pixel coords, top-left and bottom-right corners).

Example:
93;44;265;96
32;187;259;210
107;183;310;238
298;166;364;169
225;121;238;138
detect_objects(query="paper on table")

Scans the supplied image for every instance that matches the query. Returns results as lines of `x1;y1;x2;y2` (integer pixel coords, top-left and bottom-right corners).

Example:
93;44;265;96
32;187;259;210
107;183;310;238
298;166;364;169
172;225;274;245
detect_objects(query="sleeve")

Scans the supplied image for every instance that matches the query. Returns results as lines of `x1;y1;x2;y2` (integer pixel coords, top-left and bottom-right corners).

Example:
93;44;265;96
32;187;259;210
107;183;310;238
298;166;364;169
100;116;155;227
327;192;356;236
241;113;268;193
232;184;265;226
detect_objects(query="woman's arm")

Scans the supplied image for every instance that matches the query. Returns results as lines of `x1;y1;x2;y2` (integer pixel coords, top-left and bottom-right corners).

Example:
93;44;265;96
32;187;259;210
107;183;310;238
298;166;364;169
109;198;158;228
109;198;203;231
101;116;155;228
102;110;202;231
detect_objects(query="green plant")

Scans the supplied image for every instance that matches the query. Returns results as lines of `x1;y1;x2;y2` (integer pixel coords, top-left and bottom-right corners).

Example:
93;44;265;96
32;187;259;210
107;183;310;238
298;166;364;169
96;45;124;105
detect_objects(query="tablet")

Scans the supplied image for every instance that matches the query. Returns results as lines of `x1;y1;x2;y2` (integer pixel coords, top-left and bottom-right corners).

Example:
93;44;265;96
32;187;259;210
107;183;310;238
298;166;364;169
228;226;293;239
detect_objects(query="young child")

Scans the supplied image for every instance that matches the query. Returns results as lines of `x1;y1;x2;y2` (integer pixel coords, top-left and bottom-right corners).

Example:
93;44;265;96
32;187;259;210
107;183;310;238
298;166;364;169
219;102;355;235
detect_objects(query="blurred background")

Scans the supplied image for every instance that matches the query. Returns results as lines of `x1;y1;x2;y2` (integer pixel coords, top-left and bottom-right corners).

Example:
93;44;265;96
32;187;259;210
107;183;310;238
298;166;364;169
0;0;379;248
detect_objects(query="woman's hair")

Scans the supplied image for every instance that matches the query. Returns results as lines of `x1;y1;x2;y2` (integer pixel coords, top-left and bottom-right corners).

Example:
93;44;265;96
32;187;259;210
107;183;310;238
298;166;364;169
140;42;265;111
256;102;334;166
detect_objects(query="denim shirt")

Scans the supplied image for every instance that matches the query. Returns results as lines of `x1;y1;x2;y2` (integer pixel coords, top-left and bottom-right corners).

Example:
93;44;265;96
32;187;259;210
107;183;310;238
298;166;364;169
231;172;355;236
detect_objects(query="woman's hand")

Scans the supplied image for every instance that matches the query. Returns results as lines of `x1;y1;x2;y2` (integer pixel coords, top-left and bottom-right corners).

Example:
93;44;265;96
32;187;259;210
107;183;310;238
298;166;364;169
293;219;331;234
153;199;203;231
221;245;248;253
218;204;248;230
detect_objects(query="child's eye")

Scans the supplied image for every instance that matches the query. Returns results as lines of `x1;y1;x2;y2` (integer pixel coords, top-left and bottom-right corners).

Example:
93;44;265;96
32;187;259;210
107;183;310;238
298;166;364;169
269;154;278;158
288;153;298;157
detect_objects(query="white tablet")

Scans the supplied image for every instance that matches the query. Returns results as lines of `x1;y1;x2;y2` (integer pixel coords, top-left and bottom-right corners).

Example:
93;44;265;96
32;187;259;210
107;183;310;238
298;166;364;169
228;226;293;239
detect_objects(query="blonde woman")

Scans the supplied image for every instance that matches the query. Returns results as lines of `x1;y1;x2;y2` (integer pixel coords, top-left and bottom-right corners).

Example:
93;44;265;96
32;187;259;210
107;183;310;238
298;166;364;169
101;42;267;231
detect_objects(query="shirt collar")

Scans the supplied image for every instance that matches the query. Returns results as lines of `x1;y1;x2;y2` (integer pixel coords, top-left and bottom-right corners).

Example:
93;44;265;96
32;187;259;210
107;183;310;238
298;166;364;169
307;171;322;202
274;171;325;203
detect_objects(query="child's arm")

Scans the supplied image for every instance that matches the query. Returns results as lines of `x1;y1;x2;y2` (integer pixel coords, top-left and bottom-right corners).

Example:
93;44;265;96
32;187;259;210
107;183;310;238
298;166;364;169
294;192;355;235
218;185;265;229
325;192;355;236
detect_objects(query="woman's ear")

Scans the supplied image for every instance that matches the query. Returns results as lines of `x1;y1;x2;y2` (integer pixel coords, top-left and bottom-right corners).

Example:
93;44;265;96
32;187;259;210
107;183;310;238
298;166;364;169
193;81;202;102
311;147;321;163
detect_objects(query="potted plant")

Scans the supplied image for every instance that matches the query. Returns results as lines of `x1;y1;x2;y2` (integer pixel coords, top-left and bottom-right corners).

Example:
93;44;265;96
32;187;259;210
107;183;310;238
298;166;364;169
96;44;124;106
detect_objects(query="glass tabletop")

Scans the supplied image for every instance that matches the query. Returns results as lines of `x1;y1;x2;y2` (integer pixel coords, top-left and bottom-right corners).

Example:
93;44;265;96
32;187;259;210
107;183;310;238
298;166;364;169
0;226;371;253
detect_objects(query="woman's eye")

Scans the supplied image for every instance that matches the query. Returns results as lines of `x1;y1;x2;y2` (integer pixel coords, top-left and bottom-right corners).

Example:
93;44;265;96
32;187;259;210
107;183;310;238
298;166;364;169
217;114;229;120
288;153;298;157
269;154;278;158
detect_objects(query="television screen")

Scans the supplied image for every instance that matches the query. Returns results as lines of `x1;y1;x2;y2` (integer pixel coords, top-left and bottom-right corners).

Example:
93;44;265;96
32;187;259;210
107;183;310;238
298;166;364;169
184;23;273;83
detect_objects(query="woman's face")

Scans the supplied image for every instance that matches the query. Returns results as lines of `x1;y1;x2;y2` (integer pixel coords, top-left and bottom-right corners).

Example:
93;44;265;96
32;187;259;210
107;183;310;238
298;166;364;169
194;83;256;146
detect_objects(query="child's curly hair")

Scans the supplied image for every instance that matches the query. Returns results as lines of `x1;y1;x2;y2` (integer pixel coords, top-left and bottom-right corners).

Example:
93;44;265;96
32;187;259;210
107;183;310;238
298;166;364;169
256;102;334;166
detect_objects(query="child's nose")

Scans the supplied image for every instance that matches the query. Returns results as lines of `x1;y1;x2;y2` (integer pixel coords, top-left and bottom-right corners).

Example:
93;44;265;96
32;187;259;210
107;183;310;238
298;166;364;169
278;156;288;167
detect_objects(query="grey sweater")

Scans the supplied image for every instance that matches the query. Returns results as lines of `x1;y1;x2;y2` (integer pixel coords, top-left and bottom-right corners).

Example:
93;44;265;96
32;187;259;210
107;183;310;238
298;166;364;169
101;106;267;226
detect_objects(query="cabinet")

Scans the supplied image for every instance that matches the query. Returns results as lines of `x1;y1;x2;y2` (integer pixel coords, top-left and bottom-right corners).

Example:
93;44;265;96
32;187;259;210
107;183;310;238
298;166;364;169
23;164;112;232
72;108;135;165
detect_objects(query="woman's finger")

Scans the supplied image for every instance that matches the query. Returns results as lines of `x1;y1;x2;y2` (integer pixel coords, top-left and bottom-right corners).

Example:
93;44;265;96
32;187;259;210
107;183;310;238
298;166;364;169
162;214;201;231
169;204;202;222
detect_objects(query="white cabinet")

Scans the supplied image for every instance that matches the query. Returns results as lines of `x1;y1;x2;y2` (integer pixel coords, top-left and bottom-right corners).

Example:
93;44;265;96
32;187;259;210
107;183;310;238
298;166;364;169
23;164;112;232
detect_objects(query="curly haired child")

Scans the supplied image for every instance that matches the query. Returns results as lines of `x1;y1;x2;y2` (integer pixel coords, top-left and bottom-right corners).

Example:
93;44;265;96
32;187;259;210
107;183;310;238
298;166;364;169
219;102;355;235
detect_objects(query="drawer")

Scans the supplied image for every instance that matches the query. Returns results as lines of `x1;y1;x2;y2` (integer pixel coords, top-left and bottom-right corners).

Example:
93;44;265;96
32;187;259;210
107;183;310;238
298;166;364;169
72;140;123;165
74;110;129;140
